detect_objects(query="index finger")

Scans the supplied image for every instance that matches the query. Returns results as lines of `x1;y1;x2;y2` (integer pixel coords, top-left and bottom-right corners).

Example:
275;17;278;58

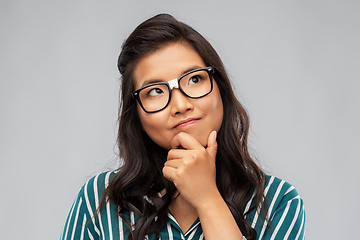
170;132;203;150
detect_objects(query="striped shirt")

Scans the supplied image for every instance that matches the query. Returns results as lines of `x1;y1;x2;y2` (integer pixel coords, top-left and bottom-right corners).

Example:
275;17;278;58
61;171;305;240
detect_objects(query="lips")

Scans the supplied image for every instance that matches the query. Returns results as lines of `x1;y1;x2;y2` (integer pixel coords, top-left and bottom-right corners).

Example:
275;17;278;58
173;118;200;129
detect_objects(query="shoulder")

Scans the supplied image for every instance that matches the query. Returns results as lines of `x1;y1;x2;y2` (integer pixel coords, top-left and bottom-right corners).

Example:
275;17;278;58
263;175;305;238
245;175;304;217
264;175;301;203
246;175;305;239
77;171;116;211
61;171;117;240
245;175;304;216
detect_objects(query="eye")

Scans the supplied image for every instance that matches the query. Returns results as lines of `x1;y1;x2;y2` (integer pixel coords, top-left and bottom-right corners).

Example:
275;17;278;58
147;87;164;96
188;75;201;85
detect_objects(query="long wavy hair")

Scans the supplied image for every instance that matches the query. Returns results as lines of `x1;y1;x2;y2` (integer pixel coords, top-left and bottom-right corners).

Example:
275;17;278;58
99;13;267;240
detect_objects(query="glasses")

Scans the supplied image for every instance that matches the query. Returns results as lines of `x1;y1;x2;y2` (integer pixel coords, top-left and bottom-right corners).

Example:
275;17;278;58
132;66;214;113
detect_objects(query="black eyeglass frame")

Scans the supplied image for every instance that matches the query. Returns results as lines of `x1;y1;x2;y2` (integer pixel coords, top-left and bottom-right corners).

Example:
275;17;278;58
132;66;215;113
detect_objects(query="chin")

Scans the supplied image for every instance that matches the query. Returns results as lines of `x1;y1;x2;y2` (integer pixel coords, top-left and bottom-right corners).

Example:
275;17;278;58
192;132;210;148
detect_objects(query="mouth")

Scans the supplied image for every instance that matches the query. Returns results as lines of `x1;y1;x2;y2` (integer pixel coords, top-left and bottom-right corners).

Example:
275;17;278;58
173;118;200;129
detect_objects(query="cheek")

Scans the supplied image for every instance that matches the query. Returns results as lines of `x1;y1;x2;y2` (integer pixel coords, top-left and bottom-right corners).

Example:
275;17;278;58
210;86;224;129
138;109;156;132
137;108;171;149
213;99;224;131
136;105;145;131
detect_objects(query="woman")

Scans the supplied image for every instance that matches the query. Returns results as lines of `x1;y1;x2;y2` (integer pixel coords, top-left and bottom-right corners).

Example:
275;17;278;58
61;14;305;240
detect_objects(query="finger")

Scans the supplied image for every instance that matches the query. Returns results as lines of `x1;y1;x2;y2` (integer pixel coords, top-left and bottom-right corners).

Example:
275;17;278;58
162;165;177;182
164;159;183;168
167;148;189;160
170;132;203;150
206;131;218;161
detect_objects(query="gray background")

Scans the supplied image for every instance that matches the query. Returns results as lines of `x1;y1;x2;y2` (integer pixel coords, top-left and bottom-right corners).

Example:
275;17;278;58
1;0;359;239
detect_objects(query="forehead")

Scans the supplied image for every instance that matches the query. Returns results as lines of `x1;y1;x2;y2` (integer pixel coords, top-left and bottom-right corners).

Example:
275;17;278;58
132;42;206;89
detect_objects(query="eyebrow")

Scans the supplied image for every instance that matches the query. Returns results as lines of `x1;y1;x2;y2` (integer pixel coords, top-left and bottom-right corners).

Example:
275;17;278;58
140;65;204;88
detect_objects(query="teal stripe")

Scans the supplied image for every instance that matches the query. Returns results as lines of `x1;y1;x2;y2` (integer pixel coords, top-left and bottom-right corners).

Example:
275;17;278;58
61;172;305;240
61;193;78;239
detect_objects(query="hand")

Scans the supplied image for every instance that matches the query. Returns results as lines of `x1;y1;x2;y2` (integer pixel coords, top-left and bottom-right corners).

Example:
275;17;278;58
163;131;244;239
162;130;218;209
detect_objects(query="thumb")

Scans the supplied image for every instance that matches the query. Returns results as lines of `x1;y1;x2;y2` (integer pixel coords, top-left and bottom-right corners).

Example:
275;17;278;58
206;130;218;161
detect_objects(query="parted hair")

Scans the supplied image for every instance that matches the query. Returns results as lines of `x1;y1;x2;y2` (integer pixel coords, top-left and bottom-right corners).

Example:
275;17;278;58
99;13;267;240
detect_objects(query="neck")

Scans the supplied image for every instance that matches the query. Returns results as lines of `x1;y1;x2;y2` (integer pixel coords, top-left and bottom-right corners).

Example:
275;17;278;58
168;192;198;233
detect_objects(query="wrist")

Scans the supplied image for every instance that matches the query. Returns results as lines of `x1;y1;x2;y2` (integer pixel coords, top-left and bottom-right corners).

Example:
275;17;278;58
195;190;244;240
195;189;224;214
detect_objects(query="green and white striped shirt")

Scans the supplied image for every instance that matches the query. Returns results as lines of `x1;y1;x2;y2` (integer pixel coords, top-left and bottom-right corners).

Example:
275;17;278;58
61;171;305;240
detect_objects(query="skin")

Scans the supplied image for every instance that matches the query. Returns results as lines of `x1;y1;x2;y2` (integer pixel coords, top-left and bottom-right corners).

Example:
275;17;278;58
132;42;243;239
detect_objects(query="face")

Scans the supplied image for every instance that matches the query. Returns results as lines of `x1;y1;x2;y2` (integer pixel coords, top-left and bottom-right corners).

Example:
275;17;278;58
132;42;223;150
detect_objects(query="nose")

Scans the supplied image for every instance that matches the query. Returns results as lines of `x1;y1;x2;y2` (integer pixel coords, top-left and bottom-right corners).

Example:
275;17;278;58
169;88;194;116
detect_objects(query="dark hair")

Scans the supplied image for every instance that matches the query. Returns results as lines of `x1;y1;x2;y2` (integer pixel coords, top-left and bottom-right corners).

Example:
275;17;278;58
100;13;267;240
